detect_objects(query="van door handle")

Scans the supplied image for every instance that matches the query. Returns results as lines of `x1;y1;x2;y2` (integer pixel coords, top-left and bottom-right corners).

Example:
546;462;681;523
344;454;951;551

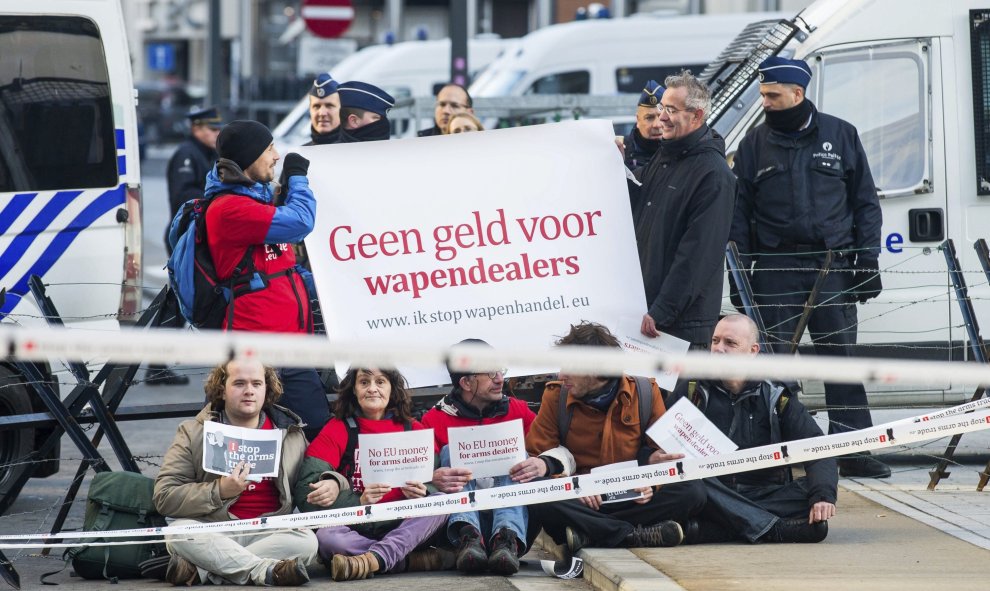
908;208;944;242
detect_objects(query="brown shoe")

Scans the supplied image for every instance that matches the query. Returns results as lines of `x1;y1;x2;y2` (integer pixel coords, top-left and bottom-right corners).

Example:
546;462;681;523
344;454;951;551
266;558;310;586
406;547;456;571
164;554;200;586
331;552;381;581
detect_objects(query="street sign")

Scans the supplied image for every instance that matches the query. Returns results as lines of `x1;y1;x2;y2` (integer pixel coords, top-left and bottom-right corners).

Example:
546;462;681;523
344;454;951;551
301;0;354;39
147;42;175;72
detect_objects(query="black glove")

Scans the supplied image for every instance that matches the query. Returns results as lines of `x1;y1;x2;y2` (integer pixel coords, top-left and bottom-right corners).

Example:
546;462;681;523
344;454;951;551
282;153;310;178
853;262;883;303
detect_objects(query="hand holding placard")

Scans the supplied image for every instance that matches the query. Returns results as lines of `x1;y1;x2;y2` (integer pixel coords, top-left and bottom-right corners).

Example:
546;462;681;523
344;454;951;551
645;398;738;459
358;429;435;488
447;419;527;479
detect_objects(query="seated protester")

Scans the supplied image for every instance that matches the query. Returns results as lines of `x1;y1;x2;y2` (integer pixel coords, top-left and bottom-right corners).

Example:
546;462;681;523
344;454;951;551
665;314;837;544
305;72;341;145
623;80;664;169
294;367;450;581
336;81;394;143
421;339;541;576
153;359;315;587
526;322;705;552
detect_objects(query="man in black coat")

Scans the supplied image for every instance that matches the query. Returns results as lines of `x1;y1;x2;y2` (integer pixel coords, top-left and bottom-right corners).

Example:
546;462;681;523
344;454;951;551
667;314;837;544
729;57;889;478
418;84;473;137
622;80;663;170
630;70;735;349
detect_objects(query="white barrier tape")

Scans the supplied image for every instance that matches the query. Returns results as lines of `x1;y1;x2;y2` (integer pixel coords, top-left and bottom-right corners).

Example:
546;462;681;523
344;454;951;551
5;324;990;387
2;402;988;549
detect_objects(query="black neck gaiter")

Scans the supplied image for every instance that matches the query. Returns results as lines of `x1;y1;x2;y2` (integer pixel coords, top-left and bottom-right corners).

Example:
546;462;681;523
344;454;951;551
310;126;340;145
764;98;814;133
338;118;391;143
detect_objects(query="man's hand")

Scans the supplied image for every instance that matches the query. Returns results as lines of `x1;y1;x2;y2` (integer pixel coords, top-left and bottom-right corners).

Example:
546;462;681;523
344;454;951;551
305;479;340;507
640;313;660;338
401;481;428;499
578;495;604;511
359;483;391;505
218;461;251;499
614;136;626;156
647;449;685;465
808;501;836;524
282;153;310;178
432;467;473;493
509;457;547;483
632;486;653;505
853;263;883;303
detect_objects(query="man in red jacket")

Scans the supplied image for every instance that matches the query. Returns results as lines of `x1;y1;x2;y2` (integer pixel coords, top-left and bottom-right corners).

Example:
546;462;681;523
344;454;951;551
421;339;542;576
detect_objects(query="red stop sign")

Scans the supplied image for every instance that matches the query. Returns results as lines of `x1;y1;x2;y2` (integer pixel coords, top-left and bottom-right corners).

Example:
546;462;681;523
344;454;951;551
301;0;354;39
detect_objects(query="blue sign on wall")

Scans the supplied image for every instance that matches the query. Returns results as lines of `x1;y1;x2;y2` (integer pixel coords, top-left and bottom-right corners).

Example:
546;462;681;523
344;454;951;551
147;43;176;72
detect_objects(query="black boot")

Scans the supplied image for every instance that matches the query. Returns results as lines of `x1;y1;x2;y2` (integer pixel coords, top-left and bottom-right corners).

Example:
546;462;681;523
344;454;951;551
838;452;891;478
146;365;190;386
564;526;590;553
763;518;828;543
683;519;738;544
623;521;684;548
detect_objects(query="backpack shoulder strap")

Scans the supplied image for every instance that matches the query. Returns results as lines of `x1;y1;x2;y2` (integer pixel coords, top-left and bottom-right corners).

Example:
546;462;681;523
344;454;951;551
556;385;571;448
632;375;653;447
337;417;360;477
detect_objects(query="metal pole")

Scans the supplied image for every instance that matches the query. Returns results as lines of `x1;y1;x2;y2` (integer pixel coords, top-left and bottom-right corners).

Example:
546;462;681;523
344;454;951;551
388;0;403;42
207;0;223;109
450;0;468;86
612;0;628;18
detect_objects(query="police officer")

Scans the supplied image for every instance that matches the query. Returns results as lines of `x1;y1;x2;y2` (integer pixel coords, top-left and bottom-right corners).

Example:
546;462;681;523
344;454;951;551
622;80;664;169
336;81;395;143
151;107;222;386
304;72;341;145
729;57;889;478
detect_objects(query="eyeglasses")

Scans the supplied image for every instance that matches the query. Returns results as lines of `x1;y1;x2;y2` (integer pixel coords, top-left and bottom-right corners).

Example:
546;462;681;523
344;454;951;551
659;104;695;116
480;368;507;379
436;101;469;111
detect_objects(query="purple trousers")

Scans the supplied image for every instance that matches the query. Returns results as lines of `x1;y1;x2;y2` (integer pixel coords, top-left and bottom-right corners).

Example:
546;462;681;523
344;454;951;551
315;513;447;572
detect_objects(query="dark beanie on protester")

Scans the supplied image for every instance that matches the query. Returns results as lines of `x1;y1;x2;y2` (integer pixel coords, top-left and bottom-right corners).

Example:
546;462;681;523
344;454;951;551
447;338;494;388
216;120;273;171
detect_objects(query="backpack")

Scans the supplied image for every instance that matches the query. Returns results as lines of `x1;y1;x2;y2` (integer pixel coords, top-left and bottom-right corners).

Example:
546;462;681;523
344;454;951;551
557;375;655;447
166;195;275;329
65;471;168;581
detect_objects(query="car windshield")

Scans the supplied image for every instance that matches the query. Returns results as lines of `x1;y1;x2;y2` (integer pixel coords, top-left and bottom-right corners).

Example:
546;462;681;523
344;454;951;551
470;68;525;97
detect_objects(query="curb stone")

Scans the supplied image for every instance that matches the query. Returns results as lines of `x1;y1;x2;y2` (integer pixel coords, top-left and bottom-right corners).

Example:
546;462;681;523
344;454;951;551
534;532;687;591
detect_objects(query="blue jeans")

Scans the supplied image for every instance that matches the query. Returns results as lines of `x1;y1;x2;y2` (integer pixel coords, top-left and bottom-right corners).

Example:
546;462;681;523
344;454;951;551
439;446;528;549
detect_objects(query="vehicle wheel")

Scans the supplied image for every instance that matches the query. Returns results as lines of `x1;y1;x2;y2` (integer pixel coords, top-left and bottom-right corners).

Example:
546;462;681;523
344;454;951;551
0;365;34;515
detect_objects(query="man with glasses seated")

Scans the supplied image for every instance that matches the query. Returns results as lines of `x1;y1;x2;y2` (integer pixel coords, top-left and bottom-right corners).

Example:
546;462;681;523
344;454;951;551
421;339;539;576
418;83;474;137
628;69;735;351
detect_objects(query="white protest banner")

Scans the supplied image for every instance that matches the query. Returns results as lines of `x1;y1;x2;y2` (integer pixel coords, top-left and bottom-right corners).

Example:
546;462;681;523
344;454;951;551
358;429;435;487
614;314;690;391
590;460;645;504
646;398;738;459
203;421;283;479
447;419;527;479
300;120;647;386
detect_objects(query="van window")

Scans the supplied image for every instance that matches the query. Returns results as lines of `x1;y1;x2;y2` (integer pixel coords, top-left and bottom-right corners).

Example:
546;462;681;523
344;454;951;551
810;41;930;197
971;11;990;195
616;65;707;94
525;71;590;95
0;16;118;193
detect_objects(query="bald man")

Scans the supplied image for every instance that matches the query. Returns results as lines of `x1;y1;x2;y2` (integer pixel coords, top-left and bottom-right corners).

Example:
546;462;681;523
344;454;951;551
664;314;837;544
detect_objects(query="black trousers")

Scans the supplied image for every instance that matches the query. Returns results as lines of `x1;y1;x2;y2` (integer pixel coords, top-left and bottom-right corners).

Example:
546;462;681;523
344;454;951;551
530;480;705;548
700;477;813;542
752;253;873;433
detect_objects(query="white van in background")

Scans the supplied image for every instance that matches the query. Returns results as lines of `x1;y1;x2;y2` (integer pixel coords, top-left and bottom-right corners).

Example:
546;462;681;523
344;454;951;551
274;37;515;146
469;12;786;99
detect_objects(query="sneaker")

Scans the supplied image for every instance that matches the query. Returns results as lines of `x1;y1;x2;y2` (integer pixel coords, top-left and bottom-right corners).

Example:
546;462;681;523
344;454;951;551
455;525;488;574
164;554;200;586
330;552;380;581
564;526;590;554
838;452;891;478
764;518;828;544
406;547;456;571
625;521;685;548
266;558;310;586
146;366;190;386
487;528;520;576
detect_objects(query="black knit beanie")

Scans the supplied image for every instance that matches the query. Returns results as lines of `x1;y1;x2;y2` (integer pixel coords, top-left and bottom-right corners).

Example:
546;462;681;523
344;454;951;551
216;120;273;171
447;338;493;387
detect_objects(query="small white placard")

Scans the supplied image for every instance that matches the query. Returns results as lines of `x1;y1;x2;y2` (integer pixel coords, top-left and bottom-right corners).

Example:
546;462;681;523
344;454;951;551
358;429;435;488
447;419;527;479
590;460;645;504
646;398;738;459
202;421;283;480
614;314;691;391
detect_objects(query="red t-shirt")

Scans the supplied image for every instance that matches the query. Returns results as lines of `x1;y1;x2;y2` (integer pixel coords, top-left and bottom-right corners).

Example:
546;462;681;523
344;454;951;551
229;416;281;520
306;416;432;505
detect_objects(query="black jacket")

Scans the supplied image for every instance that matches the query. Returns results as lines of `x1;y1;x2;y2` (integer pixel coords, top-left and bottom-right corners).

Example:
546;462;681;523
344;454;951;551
417;125;442;137
623;127;660;170
730;103;882;266
630;125;736;345
166;136;217;219
668;379;837;506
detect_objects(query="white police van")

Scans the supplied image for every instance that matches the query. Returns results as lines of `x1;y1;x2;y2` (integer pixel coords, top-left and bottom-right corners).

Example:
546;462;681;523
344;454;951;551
0;0;142;503
706;0;990;406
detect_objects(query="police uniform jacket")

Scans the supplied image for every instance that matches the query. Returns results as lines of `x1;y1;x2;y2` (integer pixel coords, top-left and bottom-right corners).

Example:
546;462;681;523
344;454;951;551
630;125;736;345
730;104;882;266
166;136;217;218
623;127;659;170
667;379;837;506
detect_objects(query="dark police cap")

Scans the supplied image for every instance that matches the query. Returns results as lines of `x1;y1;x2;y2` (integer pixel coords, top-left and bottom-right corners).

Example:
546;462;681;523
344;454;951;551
187;106;222;127
310;72;340;98
758;57;812;89
638;80;665;107
447;338;493;388
337;81;395;117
